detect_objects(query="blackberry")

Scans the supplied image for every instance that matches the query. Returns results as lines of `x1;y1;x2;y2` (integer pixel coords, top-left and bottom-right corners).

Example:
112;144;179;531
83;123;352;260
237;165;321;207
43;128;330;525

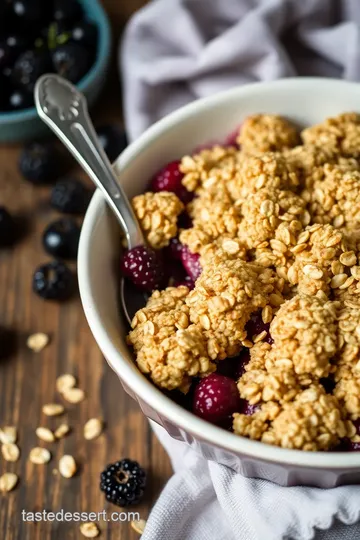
53;0;83;24
0;206;17;247
19;142;59;184
50;177;91;214
42;218;80;260
100;459;146;507
32;260;75;301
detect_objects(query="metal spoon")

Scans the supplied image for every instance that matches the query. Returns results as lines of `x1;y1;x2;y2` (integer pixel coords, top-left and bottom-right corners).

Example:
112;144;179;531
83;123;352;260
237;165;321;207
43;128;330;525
34;74;147;324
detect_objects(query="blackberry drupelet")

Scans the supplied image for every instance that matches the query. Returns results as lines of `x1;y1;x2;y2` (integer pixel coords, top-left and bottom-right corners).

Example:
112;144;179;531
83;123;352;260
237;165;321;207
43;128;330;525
100;459;146;507
32;261;75;301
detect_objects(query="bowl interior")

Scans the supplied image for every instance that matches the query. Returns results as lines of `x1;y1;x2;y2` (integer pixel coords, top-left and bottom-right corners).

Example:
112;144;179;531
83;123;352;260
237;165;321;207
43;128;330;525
79;77;360;468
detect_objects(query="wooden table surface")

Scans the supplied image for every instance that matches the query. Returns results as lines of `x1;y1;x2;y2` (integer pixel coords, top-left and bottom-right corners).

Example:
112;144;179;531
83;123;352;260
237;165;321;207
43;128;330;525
0;1;172;539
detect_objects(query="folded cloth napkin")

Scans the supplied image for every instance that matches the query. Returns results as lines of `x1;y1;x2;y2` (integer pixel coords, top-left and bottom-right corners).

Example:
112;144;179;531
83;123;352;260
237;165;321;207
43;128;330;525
121;1;360;538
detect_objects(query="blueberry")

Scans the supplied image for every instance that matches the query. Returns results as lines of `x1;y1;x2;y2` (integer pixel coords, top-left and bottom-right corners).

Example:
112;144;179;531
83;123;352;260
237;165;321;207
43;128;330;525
53;0;83;24
12;49;51;92
19;142;60;184
71;21;97;48
96;125;128;163
0;206;17;247
33;260;75;301
9;88;34;110
42;218;80;260
50;177;91;214
10;0;50;28
52;43;90;83
5;34;29;55
0;42;13;71
0;74;9;110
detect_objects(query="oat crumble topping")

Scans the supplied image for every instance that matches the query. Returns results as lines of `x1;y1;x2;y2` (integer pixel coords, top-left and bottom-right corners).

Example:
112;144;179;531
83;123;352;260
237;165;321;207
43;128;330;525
237;114;300;153
127;112;360;451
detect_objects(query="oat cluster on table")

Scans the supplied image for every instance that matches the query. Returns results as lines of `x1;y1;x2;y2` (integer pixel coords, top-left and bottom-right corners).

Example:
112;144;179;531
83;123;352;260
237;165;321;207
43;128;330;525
128;112;360;451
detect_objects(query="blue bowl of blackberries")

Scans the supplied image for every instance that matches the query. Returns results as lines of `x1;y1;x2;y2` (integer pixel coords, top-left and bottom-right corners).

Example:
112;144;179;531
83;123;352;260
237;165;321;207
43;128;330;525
0;0;111;142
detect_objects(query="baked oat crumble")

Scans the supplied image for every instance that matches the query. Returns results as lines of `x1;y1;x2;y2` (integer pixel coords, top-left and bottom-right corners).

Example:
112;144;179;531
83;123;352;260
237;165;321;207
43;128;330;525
127;112;360;451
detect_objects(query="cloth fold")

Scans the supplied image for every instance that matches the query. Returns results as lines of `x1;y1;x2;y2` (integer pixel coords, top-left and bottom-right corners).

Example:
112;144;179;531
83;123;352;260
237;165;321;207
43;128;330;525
122;0;360;141
121;1;360;538
143;424;360;540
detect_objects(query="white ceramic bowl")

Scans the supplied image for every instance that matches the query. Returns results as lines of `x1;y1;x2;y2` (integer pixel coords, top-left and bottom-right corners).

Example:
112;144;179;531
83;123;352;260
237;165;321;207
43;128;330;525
78;77;360;487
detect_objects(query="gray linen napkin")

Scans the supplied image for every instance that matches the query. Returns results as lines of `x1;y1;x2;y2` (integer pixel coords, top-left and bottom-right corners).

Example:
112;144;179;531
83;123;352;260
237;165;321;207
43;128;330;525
122;0;360;140
121;1;360;538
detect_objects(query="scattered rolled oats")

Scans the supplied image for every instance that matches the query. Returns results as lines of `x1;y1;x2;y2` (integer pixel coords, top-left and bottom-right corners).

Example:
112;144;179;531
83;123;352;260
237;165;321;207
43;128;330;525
29;447;51;464
62;388;85;404
1;443;20;462
131;519;147;534
80;522;100;538
0;472;18;492
26;332;49;352
54;424;70;439
42;403;65;416
36;427;55;443
83;418;103;440
0;426;17;444
59;455;77;478
56;374;77;394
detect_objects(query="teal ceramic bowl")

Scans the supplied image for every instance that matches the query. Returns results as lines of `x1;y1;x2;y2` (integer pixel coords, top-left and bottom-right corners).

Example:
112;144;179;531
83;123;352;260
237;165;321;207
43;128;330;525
0;0;111;143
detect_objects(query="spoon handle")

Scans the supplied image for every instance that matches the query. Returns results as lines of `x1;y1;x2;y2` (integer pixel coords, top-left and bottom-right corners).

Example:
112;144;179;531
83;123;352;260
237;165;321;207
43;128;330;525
34;74;144;249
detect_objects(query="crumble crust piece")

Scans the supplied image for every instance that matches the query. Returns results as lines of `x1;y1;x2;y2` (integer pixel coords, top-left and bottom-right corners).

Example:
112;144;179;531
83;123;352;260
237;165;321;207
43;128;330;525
132;191;184;249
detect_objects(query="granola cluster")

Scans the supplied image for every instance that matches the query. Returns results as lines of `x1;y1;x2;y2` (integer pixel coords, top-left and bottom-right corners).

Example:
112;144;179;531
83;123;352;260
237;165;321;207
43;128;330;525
128;286;215;393
132;191;184;249
128;112;360;451
237;114;300;153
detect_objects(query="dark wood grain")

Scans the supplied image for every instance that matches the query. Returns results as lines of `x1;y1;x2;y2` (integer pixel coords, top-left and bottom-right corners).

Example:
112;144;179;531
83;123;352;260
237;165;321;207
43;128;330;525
0;1;172;539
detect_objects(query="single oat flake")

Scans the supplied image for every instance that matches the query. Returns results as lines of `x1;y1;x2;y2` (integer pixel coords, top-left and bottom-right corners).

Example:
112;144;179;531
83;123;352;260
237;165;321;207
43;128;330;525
0;426;17;444
26;332;49;352
29;447;51;464
62;387;85;404
59;455;77;478
1;443;20;462
83;418;103;440
0;472;18;493
42;403;65;416
131;519;147;534
36;427;55;443
80;522;100;538
56;374;76;394
54;424;70;439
